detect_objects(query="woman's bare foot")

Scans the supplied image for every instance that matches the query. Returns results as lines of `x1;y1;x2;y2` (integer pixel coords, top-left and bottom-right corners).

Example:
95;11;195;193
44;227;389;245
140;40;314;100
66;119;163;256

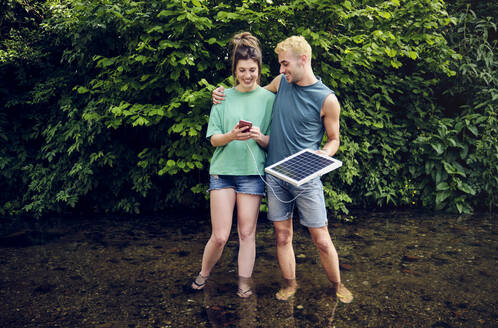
191;273;209;290
237;276;254;298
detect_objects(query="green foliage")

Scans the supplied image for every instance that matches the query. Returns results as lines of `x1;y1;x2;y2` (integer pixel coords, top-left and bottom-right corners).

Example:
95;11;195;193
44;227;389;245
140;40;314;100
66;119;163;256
422;1;497;213
0;0;495;218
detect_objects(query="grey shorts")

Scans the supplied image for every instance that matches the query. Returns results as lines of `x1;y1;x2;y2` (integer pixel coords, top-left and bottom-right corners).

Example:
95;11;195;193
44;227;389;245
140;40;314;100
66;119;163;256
266;174;328;228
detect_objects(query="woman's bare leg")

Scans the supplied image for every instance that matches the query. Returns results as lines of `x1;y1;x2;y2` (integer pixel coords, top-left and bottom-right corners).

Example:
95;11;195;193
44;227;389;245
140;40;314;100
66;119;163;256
198;189;236;279
235;193;261;294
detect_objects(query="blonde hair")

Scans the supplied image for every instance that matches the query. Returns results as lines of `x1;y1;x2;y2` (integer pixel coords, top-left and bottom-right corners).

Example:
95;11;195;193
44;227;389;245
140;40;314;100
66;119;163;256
230;32;262;85
274;35;312;59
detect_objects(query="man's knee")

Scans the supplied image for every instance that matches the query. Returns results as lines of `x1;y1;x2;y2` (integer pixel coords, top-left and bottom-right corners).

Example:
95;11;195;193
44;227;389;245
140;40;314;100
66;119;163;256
310;229;335;253
275;228;292;247
313;237;334;253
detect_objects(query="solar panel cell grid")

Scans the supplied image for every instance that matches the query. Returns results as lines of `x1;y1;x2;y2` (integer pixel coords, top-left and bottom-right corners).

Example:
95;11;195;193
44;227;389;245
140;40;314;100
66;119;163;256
265;149;342;186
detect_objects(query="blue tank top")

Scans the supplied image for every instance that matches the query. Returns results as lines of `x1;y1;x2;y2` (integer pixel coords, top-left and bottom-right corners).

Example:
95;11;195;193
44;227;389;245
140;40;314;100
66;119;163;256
266;74;334;166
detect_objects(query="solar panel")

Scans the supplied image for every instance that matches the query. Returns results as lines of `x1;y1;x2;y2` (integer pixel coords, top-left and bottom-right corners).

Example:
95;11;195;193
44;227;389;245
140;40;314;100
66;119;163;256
265;149;342;186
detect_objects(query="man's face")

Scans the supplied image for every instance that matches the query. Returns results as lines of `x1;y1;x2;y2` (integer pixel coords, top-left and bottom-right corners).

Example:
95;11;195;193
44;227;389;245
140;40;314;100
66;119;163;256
278;50;304;84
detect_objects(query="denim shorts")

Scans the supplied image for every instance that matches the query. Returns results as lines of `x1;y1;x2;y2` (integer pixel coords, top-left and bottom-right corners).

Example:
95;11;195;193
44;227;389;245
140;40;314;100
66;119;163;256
266;174;328;228
208;175;265;196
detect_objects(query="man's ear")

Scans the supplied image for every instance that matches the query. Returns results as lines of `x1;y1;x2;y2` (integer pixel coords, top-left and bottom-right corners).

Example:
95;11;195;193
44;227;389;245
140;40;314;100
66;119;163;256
299;54;308;67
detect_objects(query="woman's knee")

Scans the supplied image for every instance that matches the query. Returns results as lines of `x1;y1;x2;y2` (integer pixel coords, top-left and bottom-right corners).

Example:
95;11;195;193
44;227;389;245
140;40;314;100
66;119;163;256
211;233;229;248
238;228;256;242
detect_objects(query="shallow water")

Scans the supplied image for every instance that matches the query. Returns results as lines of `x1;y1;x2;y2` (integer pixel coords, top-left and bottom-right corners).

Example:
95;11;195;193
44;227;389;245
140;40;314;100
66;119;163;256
0;211;496;327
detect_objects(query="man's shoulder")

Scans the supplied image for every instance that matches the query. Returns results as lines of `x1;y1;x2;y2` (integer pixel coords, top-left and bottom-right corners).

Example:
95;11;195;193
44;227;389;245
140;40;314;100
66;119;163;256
321;92;340;115
315;78;334;92
324;92;338;103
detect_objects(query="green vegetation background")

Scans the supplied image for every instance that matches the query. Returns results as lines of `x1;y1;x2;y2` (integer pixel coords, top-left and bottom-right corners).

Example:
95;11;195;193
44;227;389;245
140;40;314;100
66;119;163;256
0;0;496;218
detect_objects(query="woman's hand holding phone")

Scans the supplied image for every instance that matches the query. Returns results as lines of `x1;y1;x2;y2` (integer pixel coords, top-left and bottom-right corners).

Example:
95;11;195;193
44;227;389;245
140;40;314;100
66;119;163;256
238;120;252;131
229;120;252;141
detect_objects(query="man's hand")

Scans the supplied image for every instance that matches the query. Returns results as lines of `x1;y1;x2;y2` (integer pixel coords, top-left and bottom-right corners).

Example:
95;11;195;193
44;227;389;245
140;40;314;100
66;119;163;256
212;86;225;104
315;149;331;157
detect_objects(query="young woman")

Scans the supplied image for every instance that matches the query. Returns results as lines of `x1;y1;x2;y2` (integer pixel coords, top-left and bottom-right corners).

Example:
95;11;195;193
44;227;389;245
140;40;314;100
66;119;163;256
191;32;275;298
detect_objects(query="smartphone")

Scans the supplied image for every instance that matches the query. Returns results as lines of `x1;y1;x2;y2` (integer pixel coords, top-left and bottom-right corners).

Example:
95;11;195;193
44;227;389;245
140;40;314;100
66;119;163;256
239;120;252;131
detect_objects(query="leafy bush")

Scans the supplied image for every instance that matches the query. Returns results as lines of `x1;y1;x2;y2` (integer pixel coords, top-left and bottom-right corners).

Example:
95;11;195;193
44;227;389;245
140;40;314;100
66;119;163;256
416;1;497;213
0;0;495;218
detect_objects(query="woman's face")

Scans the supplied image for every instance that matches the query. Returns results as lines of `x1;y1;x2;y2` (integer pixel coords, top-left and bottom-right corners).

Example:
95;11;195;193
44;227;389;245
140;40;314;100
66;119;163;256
235;59;259;92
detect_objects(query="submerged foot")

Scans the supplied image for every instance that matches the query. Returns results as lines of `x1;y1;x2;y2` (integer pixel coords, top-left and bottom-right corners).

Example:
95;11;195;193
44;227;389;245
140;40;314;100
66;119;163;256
237;287;254;298
335;283;353;303
275;284;297;301
191;274;209;290
237;276;254;298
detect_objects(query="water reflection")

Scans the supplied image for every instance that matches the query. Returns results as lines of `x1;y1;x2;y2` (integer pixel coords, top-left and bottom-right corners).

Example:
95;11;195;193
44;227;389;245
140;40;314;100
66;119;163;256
201;276;340;328
0;211;495;327
203;279;258;328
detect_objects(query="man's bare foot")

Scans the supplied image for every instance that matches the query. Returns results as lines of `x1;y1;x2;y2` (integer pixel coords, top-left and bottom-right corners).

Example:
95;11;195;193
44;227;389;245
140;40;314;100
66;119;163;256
335;283;353;303
276;286;297;300
275;279;298;301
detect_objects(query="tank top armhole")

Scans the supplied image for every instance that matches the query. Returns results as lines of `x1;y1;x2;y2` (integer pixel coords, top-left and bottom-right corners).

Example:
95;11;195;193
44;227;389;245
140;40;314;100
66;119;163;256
278;74;287;90
319;91;335;113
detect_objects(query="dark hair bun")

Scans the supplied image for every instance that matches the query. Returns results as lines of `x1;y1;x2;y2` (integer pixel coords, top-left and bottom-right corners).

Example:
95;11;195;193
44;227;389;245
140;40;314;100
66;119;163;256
231;32;260;50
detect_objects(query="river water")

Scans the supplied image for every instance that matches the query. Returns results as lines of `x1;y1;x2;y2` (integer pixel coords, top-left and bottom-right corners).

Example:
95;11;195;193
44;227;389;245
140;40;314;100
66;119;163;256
0;211;496;327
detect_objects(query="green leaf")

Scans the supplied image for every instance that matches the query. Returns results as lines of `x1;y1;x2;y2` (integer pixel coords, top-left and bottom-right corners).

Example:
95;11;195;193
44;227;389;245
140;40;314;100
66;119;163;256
390;59;402;68
443;161;466;177
206;37;218;45
467;125;478;136
436;182;449;191
431;143;444;155
436;190;451;206
459;144;468;159
385;48;397;58
157;10;178;18
77;86;89;94
457;182;475;195
133;117;149;126
343;1;352;10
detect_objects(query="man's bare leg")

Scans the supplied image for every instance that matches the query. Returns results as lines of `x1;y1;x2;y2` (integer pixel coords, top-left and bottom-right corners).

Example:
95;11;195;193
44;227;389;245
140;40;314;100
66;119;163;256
309;226;353;303
274;218;298;300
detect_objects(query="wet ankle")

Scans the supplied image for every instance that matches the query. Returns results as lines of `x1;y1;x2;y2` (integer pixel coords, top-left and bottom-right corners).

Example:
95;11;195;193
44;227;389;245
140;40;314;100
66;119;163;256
238;276;252;290
283;278;298;288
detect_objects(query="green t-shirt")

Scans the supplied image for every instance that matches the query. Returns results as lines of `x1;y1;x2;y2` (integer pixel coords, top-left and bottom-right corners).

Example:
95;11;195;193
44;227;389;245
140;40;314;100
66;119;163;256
206;86;275;175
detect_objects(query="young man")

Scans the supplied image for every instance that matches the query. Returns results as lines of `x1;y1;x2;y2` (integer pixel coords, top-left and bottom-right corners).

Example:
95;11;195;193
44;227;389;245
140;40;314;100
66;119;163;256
213;36;353;303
